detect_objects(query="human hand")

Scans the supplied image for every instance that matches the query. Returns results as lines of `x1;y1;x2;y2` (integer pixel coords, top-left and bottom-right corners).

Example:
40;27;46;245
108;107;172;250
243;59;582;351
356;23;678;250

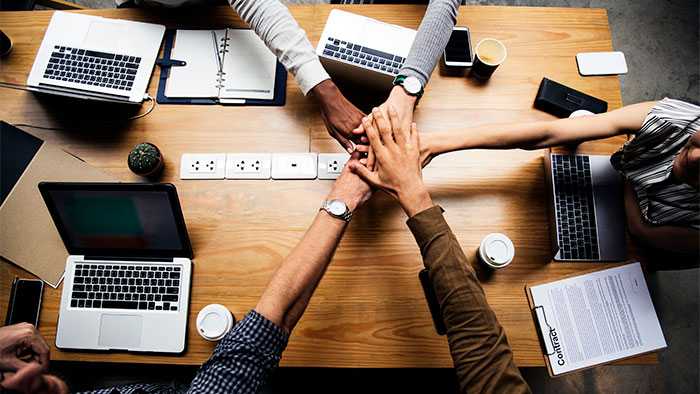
312;79;366;153
417;132;437;168
352;85;417;143
326;152;372;212
0;323;50;372
349;106;433;217
1;363;68;394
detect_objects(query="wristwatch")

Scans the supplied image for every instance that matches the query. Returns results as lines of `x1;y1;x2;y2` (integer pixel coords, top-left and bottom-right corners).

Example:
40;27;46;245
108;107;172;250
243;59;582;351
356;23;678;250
393;75;424;99
320;199;352;222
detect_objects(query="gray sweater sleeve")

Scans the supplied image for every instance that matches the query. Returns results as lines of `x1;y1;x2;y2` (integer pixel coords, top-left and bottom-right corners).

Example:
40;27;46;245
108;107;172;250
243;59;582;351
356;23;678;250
400;0;460;87
230;0;330;95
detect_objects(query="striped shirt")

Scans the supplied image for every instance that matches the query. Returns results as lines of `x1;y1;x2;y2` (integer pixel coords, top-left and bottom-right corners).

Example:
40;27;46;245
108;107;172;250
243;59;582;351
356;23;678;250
611;98;700;230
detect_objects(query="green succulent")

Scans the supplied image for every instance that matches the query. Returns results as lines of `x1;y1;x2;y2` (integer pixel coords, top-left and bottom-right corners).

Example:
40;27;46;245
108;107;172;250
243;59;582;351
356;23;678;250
128;143;163;176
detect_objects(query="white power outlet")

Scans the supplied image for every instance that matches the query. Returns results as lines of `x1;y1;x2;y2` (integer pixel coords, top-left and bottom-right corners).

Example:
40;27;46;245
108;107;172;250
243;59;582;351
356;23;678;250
318;153;350;180
271;153;318;180
225;153;272;179
180;153;226;179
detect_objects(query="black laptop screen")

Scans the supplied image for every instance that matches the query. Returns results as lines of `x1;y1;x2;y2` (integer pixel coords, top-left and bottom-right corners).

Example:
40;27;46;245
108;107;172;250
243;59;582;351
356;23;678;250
40;184;192;258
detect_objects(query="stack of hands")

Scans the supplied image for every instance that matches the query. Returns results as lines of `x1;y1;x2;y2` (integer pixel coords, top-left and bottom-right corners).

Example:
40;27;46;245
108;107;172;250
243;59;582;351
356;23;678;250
0;323;67;394
320;83;433;218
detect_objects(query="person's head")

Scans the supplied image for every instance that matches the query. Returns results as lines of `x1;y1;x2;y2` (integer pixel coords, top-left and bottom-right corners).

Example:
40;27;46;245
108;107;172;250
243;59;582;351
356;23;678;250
672;115;700;188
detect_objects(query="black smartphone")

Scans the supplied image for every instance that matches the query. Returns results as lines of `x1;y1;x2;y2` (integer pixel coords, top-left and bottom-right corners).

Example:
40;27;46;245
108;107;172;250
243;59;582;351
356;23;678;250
443;27;473;67
5;278;44;327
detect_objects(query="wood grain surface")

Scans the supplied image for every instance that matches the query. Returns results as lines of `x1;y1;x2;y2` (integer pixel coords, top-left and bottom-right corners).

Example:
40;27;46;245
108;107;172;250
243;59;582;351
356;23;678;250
0;5;656;367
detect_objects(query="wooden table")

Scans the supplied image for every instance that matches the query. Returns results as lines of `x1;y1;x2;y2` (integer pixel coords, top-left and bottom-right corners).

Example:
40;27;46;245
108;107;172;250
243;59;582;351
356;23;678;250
0;5;655;367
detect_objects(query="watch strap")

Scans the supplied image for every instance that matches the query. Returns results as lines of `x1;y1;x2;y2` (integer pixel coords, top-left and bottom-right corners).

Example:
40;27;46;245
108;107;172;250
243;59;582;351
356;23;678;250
393;74;424;98
320;200;352;222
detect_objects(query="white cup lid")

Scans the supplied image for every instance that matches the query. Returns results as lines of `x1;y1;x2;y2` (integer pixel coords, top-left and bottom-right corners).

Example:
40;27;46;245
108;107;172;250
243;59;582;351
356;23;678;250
480;233;515;268
569;109;595;118
196;304;233;341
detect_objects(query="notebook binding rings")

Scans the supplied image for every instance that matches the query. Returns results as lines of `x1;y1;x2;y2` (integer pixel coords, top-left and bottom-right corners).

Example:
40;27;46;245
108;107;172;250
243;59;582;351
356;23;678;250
215;36;231;89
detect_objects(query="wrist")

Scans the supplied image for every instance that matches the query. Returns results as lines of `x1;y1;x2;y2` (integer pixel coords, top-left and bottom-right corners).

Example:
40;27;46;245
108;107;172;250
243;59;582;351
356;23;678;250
325;190;363;212
398;185;433;218
312;79;338;102
390;85;418;107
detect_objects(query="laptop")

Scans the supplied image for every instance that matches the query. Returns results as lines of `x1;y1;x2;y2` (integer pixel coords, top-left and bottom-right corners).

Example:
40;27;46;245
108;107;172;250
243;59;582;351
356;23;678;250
39;182;193;353
544;153;627;262
316;10;417;91
27;11;165;104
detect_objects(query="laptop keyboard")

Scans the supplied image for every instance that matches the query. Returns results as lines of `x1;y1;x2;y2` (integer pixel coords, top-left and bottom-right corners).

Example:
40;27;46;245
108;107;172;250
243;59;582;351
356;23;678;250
43;46;141;91
552;155;600;260
70;263;181;311
322;37;405;75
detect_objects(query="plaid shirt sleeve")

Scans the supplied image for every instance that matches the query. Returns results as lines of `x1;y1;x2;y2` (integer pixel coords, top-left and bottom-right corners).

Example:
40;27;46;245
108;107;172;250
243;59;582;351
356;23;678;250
187;310;289;394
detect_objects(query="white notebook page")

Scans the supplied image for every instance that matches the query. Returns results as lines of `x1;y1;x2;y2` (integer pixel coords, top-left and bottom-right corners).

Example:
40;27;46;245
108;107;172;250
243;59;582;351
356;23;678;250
530;262;666;375
165;29;224;99
219;29;276;101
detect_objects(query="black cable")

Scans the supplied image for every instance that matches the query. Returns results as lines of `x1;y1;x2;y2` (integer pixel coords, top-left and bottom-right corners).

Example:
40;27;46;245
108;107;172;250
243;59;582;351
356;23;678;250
0;81;31;92
13;123;67;131
1;79;158;130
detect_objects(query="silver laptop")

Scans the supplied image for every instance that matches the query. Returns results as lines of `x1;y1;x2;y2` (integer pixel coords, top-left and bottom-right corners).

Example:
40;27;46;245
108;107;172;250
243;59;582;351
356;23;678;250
544;153;627;262
39;182;193;353
316;10;417;91
27;11;165;104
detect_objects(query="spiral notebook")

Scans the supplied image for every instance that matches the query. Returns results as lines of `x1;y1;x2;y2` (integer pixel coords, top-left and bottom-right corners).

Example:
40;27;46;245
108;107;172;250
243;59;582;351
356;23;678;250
162;29;280;104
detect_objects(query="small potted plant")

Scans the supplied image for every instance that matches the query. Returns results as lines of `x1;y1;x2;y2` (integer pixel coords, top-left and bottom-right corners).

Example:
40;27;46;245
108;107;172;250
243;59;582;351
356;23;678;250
128;142;164;179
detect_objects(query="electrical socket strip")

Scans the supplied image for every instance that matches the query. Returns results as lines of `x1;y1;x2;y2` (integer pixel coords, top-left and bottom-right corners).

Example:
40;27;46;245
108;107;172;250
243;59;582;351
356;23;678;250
225;153;272;179
318;153;350;180
181;153;347;180
271;153;318;180
180;153;227;179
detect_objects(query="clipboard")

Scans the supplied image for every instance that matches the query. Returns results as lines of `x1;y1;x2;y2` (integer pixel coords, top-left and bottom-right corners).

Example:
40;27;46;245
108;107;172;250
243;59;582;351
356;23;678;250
525;263;663;377
155;29;287;106
525;284;561;377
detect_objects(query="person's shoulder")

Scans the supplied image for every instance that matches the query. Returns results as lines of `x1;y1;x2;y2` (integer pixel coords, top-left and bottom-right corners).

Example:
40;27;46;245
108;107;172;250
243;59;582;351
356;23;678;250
648;98;700;122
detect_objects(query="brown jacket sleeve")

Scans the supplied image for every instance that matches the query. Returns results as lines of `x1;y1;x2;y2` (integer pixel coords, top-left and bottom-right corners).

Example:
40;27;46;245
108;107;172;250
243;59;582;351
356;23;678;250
407;206;530;394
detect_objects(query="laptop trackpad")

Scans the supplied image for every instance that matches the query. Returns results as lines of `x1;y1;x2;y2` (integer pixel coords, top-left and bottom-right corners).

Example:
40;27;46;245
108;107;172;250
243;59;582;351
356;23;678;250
98;314;142;349
84;21;128;53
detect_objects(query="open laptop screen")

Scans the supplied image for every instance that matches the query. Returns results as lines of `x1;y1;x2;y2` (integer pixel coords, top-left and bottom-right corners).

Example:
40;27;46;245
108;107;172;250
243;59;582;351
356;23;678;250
39;183;193;259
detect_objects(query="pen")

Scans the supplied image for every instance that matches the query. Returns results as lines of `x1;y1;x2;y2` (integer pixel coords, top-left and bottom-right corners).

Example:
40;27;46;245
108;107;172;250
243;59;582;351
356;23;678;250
211;31;222;74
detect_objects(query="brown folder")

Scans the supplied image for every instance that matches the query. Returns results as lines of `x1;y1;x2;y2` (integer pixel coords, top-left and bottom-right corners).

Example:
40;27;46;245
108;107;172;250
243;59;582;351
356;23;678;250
0;128;113;287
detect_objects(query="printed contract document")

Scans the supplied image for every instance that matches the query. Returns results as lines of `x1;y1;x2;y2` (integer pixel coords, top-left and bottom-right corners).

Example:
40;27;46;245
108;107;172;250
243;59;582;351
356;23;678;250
528;262;666;375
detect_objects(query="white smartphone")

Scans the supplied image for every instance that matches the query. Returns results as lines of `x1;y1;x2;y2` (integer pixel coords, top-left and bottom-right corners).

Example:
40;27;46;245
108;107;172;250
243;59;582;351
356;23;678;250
444;27;473;67
576;51;628;76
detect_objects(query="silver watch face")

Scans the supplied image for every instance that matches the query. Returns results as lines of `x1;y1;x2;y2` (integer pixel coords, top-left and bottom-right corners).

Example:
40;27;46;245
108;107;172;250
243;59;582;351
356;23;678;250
403;76;422;95
327;200;347;216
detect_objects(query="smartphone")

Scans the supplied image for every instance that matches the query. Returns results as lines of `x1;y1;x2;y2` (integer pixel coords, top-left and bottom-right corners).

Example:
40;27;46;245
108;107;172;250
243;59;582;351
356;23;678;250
5;278;44;327
576;51;628;76
443;27;473;67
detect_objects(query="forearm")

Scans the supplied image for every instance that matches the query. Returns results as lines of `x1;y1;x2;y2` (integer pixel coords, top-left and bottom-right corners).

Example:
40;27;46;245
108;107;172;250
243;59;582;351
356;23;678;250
427;121;559;155
400;0;460;86
407;207;529;393
231;0;329;94
425;102;656;158
255;212;346;332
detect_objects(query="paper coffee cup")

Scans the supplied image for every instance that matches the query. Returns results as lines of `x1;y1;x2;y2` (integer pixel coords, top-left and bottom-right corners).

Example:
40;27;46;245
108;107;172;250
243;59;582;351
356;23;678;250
478;233;515;269
569;109;595;118
470;38;507;80
0;30;12;58
196;304;234;341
